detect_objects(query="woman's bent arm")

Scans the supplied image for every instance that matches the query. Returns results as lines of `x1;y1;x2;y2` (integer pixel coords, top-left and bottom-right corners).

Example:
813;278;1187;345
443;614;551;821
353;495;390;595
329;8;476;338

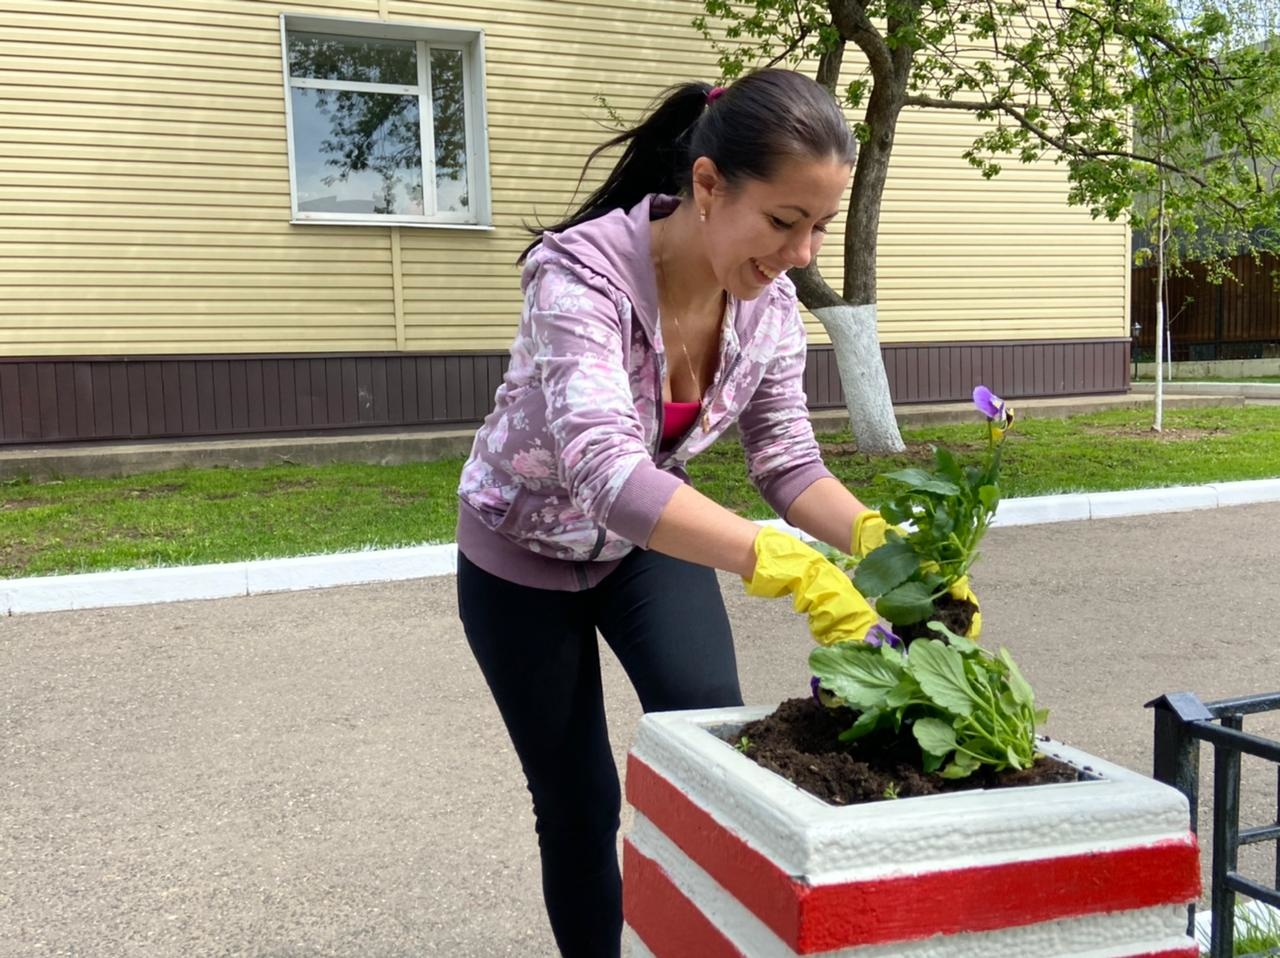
646;484;762;579
783;476;873;555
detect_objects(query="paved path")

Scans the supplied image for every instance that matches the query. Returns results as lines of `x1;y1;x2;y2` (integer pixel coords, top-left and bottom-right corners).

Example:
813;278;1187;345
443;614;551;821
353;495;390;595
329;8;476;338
3;503;1279;956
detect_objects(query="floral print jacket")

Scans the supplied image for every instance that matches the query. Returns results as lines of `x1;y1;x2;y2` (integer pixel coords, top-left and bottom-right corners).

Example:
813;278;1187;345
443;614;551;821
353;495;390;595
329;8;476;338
456;193;834;591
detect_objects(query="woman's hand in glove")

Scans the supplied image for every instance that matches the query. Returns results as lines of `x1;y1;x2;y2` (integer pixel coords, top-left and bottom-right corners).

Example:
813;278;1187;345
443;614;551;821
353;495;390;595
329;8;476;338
743;527;878;646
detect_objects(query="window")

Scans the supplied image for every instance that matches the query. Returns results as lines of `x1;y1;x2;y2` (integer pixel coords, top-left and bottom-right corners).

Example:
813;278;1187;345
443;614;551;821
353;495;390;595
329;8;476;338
281;15;490;228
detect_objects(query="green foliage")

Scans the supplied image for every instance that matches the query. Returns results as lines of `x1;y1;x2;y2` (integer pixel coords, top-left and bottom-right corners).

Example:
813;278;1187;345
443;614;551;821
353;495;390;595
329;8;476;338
810;625;1048;778
848;392;1009;628
696;0;1280;277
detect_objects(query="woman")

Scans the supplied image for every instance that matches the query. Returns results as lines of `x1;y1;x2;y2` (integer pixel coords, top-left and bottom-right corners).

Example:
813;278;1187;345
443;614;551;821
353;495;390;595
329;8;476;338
455;69;892;956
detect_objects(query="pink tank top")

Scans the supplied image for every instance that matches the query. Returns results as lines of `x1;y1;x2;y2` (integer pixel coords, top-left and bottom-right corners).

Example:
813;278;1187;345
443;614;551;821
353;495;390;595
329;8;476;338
661;401;701;449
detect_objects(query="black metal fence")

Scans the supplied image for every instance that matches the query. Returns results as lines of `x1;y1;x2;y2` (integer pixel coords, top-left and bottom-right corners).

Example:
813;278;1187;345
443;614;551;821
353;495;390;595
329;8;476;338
1148;691;1280;958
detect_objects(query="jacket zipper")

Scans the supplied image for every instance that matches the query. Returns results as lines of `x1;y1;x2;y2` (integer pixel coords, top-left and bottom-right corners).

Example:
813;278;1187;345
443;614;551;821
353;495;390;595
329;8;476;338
585;348;667;567
707;351;743;425
585;524;608;563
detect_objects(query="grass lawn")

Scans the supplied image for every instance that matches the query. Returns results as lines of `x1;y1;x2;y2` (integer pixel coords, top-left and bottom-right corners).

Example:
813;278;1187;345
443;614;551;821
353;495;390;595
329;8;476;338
3;405;1279;579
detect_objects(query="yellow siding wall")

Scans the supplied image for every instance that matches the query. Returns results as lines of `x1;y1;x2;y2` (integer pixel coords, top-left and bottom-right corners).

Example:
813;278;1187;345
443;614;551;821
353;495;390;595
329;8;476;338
0;0;1127;356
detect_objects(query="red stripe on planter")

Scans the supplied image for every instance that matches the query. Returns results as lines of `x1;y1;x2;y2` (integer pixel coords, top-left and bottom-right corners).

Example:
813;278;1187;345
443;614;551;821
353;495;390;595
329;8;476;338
627;754;806;944
623;839;745;958
627;755;1200;954
1126;950;1199;958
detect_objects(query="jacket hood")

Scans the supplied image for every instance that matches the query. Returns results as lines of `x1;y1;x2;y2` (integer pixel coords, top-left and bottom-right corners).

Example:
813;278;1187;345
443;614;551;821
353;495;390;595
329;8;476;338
530;194;679;338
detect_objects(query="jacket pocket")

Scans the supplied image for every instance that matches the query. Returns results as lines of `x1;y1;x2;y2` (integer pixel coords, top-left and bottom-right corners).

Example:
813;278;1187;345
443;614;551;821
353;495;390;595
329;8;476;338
491;486;530;535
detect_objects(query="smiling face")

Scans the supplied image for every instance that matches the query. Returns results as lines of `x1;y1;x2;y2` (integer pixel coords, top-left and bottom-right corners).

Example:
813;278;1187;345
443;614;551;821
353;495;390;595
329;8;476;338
693;153;852;301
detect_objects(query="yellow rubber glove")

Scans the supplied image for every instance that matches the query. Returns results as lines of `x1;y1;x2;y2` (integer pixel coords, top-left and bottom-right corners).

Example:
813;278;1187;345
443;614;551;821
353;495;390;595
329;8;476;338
744;527;878;646
920;559;983;639
949;575;982;639
851;510;896;558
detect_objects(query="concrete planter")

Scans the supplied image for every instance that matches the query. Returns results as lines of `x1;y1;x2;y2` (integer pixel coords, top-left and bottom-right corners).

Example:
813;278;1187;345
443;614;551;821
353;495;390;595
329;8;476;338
624;706;1201;958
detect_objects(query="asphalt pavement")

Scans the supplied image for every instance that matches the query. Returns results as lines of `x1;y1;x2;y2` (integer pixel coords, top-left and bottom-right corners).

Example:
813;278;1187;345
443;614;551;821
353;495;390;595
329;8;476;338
3;502;1280;957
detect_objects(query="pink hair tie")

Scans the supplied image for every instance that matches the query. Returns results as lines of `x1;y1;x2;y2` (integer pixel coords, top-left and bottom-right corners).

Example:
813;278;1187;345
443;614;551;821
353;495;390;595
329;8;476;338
706;85;726;104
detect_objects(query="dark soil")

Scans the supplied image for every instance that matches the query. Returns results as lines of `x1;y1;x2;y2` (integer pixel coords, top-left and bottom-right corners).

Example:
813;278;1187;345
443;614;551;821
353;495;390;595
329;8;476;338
733;697;1083;806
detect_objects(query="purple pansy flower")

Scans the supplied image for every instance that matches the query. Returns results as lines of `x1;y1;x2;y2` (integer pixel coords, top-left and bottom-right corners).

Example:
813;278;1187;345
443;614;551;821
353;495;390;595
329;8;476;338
972;385;1005;422
865;623;903;650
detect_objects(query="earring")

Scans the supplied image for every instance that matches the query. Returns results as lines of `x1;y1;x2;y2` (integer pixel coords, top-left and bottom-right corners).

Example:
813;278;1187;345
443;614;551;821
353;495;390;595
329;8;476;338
699;208;708;222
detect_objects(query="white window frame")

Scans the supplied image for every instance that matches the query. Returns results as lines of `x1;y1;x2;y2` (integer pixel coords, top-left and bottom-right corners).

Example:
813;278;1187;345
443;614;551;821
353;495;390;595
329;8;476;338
280;13;492;229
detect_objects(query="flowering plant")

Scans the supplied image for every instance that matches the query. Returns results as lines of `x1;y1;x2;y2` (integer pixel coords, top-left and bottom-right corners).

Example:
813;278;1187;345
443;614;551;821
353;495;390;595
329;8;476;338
847;385;1014;642
810;623;1047;778
809;387;1046;779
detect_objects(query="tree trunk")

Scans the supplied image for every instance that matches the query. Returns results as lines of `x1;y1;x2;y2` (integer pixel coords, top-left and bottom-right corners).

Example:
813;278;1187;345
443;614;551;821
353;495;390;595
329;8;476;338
786;22;908;454
1154;175;1166;432
814;304;904;450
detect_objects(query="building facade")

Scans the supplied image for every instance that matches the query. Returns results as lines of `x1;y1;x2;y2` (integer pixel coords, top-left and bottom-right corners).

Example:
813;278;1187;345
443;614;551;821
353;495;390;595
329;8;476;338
0;0;1132;445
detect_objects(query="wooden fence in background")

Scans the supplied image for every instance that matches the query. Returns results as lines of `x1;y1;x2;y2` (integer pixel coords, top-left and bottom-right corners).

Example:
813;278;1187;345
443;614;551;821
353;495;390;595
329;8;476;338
1132;252;1280;360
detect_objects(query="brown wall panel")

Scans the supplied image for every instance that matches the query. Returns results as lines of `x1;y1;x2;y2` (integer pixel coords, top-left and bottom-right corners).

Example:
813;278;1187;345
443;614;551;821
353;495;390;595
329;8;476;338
0;339;1129;445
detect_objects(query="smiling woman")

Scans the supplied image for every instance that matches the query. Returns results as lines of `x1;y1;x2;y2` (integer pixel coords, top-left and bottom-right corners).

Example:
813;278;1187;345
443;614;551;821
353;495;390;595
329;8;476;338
451;69;906;958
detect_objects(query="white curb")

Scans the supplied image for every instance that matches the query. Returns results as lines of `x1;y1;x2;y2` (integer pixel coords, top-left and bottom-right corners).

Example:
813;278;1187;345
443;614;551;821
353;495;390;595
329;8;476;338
3;543;458;616
4;478;1280;616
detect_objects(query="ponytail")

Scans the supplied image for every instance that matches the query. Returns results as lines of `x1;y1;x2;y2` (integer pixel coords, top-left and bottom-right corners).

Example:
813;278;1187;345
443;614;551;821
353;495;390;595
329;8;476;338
519;82;713;263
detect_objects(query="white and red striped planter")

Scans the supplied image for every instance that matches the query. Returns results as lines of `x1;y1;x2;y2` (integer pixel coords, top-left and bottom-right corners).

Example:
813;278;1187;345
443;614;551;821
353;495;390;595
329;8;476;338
624;706;1200;958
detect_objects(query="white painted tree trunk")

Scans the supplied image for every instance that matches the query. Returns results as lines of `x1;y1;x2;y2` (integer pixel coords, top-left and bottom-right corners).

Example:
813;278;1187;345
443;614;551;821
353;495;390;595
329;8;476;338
1154;178;1166;433
813;303;905;454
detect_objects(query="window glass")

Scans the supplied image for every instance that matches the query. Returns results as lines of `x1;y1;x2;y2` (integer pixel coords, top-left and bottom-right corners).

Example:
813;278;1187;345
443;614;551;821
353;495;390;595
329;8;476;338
282;19;487;224
288;32;417;86
291;88;424;215
431;48;469;213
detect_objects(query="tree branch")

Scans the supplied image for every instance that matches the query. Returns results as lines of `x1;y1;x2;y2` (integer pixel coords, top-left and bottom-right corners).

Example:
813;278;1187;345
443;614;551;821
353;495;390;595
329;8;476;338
829;0;894;81
901;93;1238;201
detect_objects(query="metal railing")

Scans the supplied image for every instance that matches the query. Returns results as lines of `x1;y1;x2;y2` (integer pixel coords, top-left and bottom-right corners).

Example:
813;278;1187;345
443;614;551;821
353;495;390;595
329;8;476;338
1148;691;1280;958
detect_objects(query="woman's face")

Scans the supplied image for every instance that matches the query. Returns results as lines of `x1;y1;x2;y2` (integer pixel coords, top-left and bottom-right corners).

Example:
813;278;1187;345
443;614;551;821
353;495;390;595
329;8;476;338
696;154;852;301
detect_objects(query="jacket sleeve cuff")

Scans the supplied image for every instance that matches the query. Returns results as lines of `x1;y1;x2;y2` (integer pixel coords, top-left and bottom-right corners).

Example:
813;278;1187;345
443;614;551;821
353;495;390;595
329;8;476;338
605;464;686;548
758;462;836;521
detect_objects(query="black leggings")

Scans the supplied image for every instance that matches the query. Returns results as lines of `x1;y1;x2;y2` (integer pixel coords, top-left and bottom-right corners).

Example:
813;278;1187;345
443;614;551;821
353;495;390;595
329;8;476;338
456;547;743;958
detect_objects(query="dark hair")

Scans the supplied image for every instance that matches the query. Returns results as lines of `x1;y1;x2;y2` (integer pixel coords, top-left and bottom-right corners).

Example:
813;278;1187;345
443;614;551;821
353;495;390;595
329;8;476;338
519;69;857;263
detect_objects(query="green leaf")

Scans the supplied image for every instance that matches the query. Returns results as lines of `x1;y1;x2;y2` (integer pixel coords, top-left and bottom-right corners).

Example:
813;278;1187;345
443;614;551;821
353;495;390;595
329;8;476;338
918;567;947;593
999;648;1035;707
930;502;955;537
948;635;982;657
908;639;977;715
933;446;964;483
809;644;903;710
939;751;982;779
882;468;961;496
838;707;886;742
978;484;1000;510
1034;708;1051;726
913;716;958;759
878;499;913;526
874;581;937;625
851;539;919;597
885;670;925;708
926;621;972;649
